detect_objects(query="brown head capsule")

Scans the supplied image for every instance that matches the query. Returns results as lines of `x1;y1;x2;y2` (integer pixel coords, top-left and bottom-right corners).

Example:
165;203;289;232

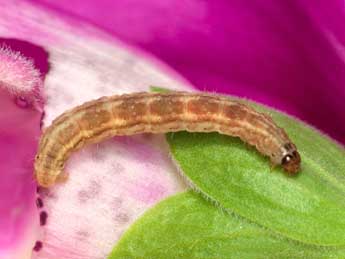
34;91;301;187
281;143;301;174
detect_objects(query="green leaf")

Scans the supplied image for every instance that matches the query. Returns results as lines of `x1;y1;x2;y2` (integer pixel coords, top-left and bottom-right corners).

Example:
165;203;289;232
109;192;344;259
167;101;345;246
149;86;173;93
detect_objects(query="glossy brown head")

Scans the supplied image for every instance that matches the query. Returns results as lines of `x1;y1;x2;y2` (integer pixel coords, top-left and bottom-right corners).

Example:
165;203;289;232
281;150;301;174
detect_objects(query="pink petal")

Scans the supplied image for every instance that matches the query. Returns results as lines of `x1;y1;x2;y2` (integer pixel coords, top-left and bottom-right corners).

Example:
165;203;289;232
0;44;45;259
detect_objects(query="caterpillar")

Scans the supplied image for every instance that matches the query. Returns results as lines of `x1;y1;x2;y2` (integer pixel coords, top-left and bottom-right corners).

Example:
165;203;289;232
34;91;301;187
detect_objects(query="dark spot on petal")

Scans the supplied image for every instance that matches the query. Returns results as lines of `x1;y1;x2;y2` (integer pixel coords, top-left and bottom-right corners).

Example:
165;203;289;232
89;180;101;195
40;111;45;129
112;197;123;209
39;188;57;200
76;230;89;240
111;163;125;173
77;190;89;203
77;180;102;203
33;241;43;252
36;197;43;208
115;212;130;224
40;211;48;226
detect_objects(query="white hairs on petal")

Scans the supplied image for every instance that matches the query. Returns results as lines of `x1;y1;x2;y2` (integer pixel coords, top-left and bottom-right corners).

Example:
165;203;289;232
0;45;44;110
0;45;42;94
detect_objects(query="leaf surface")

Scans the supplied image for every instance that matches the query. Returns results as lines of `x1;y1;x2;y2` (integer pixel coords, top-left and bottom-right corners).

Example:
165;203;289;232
166;101;345;246
109;192;344;259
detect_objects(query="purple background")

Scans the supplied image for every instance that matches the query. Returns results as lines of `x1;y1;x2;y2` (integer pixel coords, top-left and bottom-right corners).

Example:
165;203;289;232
29;0;345;144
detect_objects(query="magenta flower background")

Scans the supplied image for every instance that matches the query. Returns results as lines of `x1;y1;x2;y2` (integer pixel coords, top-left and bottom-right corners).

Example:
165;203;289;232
30;0;345;144
0;1;345;258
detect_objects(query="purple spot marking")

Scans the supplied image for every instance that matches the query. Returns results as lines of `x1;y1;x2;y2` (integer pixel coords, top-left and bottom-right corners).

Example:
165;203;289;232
36;197;43;208
77;180;101;203
115;212;129;224
111;162;125;173
76;230;89;240
77;190;89;203
40;211;48;226
33;241;43;252
40;111;45;129
112;197;123;209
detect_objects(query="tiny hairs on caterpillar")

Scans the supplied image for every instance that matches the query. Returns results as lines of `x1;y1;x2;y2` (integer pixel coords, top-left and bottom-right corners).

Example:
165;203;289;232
34;91;301;187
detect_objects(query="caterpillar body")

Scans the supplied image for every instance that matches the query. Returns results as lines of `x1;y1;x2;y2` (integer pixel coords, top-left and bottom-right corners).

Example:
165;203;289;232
35;92;301;187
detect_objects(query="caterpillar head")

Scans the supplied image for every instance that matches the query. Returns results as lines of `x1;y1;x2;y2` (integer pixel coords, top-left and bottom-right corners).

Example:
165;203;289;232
281;143;301;174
